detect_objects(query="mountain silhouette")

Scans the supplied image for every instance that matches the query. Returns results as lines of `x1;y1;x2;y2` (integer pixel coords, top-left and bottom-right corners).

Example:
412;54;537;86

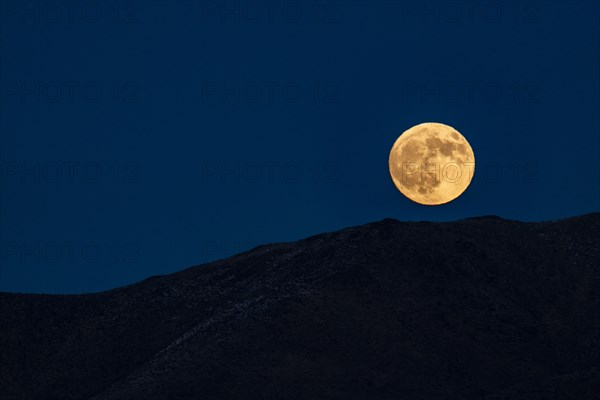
1;214;599;400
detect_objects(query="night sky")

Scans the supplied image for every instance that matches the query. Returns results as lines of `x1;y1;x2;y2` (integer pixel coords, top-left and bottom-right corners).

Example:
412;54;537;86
1;1;599;293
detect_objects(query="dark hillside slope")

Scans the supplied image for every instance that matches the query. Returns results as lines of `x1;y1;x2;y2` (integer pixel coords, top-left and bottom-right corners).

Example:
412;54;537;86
1;214;599;400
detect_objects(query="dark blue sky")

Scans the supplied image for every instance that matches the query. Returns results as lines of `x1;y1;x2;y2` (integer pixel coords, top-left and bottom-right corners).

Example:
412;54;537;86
1;1;599;293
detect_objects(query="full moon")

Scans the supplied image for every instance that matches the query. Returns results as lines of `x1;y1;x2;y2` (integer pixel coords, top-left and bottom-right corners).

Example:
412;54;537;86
389;122;475;205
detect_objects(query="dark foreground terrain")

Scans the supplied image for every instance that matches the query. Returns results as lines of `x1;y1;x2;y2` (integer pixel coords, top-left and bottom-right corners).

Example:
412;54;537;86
1;214;599;400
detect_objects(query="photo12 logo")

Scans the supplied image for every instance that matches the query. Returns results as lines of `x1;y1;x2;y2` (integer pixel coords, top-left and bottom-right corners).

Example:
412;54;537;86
398;81;541;104
198;241;260;261
0;1;140;24
199;81;339;104
0;241;140;265
198;1;342;24
401;161;475;184
0;81;141;104
0;161;141;184
400;161;539;185
398;1;542;24
200;161;339;185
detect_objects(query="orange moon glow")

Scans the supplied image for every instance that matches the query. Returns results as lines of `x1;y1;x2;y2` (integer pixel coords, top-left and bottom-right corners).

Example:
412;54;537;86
388;122;475;205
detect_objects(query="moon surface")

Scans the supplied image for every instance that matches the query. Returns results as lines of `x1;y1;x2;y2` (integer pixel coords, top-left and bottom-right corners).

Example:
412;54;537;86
389;122;475;205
